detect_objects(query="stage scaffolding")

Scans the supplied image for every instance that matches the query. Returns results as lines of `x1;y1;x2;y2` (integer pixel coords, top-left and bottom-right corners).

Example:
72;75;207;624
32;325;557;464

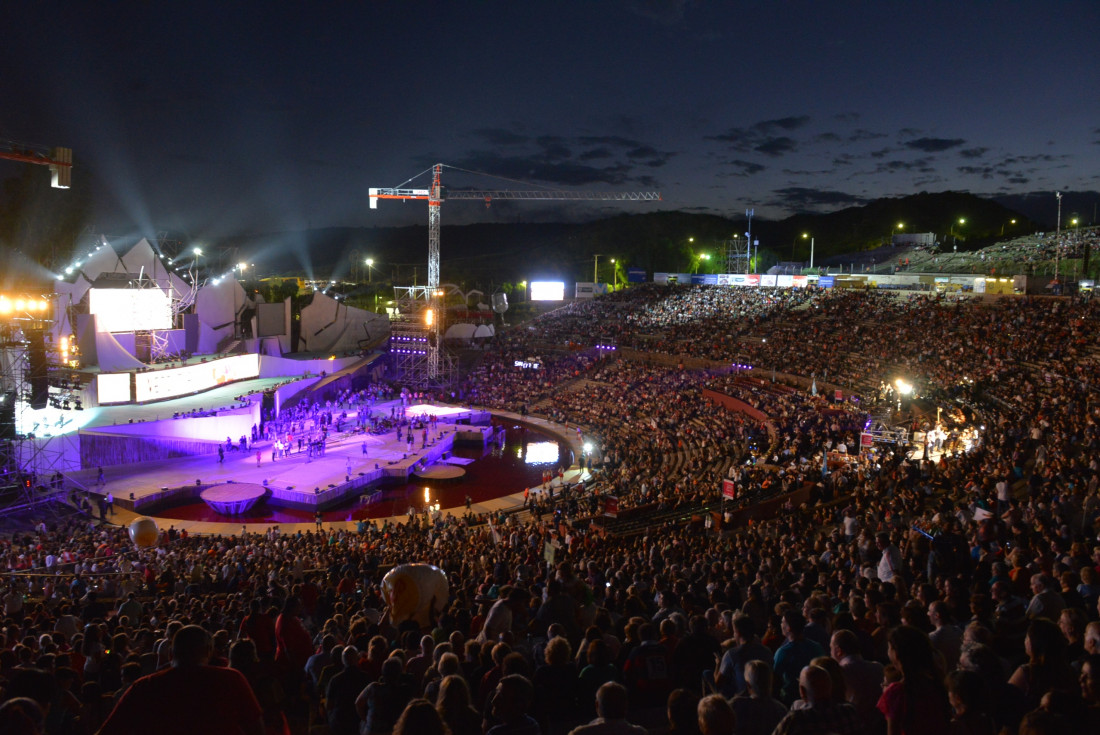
0;307;72;515
724;235;752;275
389;285;456;391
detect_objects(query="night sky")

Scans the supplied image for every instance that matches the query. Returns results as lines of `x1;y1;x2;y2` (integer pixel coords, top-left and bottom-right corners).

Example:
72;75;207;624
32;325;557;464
2;1;1097;239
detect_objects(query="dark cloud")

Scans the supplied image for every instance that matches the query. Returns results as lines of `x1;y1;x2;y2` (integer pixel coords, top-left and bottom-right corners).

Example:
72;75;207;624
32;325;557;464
625;145;677;167
708;116;809;157
874;157;934;174
535;136;572;161
848;129;887;142
898;128;922;138
958;147;989;159
1007;176;1030;184
768;186;866;212
754;137;798;157
869;147;895;159
958;165;996;179
832;155;855;167
578;148;613;161
472;128;528;146
577;135;647;148
752;115;811;133
814;132;842;143
904;137;966;152
782;167;833;176
451;151;635;187
834;112;861;124
722;159;766;176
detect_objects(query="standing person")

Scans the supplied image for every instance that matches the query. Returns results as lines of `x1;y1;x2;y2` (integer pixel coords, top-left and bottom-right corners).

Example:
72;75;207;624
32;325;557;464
96;466;104;486
256;450;262;467
105;492;114;516
714;616;772;698
877;625;950;735
98;625;264;735
773;610;825;706
315;511;323;532
876;533;903;584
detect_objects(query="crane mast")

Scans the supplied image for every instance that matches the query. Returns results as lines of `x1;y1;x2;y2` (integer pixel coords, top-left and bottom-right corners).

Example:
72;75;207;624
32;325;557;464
370;163;660;387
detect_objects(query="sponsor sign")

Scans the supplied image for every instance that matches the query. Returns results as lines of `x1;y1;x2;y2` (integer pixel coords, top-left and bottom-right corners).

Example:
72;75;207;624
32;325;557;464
722;479;736;499
135;354;260;403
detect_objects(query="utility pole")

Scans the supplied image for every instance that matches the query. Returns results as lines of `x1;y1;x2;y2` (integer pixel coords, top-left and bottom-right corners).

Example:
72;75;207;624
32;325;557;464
1056;192;1062;283
745;209;755;274
593;254;603;283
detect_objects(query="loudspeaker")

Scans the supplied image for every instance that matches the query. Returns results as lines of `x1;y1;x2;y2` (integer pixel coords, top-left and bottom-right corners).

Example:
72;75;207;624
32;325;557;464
0;392;15;440
27;330;49;410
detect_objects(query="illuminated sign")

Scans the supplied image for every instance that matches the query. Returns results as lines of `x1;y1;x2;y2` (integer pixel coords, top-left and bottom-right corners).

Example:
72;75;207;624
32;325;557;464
89;288;172;332
530;281;565;301
513;360;541;369
135;354;259;402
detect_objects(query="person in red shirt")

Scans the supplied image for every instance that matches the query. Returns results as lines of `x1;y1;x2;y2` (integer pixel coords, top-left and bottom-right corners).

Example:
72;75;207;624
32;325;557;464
240;599;278;665
98;624;263;735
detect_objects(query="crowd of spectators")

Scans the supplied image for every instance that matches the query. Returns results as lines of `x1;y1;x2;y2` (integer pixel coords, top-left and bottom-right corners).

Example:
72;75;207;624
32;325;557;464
1;285;1100;735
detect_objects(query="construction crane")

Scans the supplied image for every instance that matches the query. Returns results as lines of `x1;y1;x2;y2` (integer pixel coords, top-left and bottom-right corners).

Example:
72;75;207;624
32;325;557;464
370;163;660;383
0;140;72;188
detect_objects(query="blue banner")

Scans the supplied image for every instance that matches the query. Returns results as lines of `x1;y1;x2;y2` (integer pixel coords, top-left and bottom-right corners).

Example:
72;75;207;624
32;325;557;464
627;268;647;283
818;276;835;288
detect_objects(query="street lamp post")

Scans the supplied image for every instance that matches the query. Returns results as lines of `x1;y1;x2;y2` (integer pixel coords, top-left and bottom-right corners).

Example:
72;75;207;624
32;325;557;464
891;222;904;245
365;258;374;284
802;233;815;270
593;253;603;283
950;218;966;250
609;259;616;288
1056;193;1063;282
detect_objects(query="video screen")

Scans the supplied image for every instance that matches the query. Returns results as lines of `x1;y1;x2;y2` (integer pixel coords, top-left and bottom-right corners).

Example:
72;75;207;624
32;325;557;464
530;281;564;301
89;288;172;332
135;354;260;402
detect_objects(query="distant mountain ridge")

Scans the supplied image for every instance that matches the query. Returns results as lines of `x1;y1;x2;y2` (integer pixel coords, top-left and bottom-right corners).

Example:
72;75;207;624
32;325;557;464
226;190;1095;284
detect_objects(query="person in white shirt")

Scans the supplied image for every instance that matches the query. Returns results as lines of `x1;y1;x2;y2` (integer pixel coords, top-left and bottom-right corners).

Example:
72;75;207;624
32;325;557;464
876;533;903;583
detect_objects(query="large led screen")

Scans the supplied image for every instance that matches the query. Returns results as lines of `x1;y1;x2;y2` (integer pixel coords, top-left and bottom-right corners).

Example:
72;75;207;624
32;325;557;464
524;441;559;464
96;373;132;404
135;354;259;402
89;289;172;333
530;281;564;301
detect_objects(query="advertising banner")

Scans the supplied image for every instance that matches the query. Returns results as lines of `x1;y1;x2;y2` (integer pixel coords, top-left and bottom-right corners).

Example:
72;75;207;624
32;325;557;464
627;268;647;283
792;275;808;288
818;276;836;288
135;354;260;403
746;275;761;287
760;274;778;287
722;479;737;499
776;275;793;287
602;495;619;517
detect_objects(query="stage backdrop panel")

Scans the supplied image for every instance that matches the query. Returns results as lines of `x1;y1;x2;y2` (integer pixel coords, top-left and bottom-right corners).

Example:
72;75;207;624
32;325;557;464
256;302;286;338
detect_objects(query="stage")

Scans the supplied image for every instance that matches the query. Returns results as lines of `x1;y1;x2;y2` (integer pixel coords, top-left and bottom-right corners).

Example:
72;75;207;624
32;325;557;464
104;400;494;514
